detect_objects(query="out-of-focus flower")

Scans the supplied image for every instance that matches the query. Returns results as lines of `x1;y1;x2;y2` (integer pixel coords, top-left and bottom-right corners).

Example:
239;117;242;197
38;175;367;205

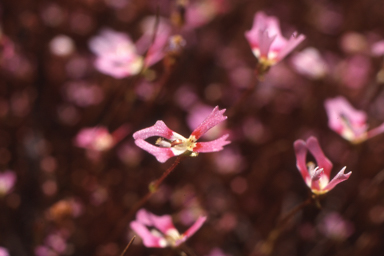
338;55;371;90
291;47;328;79
75;125;130;152
294;136;351;195
205;248;231;256
318;212;354;241
130;208;206;247
89;18;170;78
49;35;75;57
185;0;229;29
245;12;305;74
324;96;384;143
371;40;384;56
0;170;16;196
64;81;104;107
0;247;9;256
133;106;230;163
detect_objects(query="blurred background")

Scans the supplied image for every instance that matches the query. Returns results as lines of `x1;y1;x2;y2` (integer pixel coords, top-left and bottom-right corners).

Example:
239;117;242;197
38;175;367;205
1;0;384;255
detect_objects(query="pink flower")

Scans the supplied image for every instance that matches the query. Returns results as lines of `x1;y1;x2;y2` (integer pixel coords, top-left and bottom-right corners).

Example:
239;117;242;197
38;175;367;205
371;40;384;56
294;137;351;195
0;170;16;196
245;12;305;69
75;125;129;152
133;106;230;163
324;96;384;143
290;47;328;79
89;19;170;78
0;247;9;256
130;209;206;248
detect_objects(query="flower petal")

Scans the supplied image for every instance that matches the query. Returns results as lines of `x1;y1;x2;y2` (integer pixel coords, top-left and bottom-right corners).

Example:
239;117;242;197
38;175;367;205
276;33;305;61
133;121;175;140
134;139;174;163
191;106;227;140
176;216;207;246
193;134;230;153
322;167;351;193
130;221;167;248
136;209;176;234
306;137;333;179
293;139;311;187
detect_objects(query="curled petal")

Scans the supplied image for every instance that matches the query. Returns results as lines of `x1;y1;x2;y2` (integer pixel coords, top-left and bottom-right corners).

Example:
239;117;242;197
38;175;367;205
193;134;230;153
323;167;351;193
293;139;310;185
130;221;166;248
191;106;227;139
277;34;306;61
134;139;174;163
136;209;176;234
306;137;333;178
176;216;207;246
133;121;175;140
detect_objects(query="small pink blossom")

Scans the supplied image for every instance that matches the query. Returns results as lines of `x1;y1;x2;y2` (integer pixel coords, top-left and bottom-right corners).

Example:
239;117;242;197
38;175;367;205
0;247;9;256
133;106;230;163
371;40;384;56
245;12;305;69
89;19;170;78
75;125;129;152
324;96;384;143
0;170;16;196
318;212;354;241
130;208;206;248
294;136;351;195
290;47;328;79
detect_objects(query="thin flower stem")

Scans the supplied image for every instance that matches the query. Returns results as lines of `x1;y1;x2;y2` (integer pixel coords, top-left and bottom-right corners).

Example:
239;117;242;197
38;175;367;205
252;196;314;256
227;77;259;119
109;156;185;240
119;236;136;256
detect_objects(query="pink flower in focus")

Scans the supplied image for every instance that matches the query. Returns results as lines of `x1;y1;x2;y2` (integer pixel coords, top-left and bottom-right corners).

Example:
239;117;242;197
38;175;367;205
75;125;130;152
245;12;305;69
324;96;384;143
89;19;170;78
133;106;230;163
294;136;351;195
0;171;16;196
130;208;206;248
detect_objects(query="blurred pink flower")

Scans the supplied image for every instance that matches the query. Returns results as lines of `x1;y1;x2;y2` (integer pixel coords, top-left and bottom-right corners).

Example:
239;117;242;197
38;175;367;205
89;19;170;78
290;47;328;79
130;208;206;247
133;106;230;163
0;170;16;196
318;212;354;241
75;125;130;152
245;12;305;68
185;0;229;29
324;96;384;143
294;136;351;195
371;40;384;56
64;81;104;107
0;247;9;256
